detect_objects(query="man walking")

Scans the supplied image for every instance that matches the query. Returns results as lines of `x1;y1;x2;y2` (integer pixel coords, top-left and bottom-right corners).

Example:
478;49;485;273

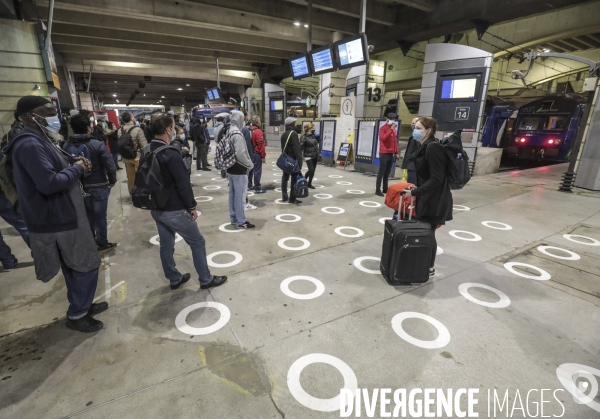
248;115;266;193
376;113;399;196
118;112;147;196
280;117;303;205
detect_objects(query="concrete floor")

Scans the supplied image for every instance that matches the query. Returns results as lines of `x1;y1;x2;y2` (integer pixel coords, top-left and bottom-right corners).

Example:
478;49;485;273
1;146;599;419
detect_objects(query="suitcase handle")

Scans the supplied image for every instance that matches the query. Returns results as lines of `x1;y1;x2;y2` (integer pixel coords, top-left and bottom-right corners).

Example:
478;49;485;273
399;191;415;221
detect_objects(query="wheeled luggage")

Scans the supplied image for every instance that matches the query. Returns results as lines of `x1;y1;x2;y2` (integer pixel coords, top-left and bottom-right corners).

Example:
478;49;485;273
380;194;434;285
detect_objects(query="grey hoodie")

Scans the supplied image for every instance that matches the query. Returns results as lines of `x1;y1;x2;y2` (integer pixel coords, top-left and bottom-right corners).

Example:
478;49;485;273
226;110;254;174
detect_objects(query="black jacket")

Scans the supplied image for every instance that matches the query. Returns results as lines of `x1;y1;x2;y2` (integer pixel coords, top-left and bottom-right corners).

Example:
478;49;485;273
93;125;107;142
192;123;207;144
280;125;303;170
300;134;319;159
411;137;453;225
401;137;418;171
63;134;117;188
108;130;119;154
140;139;196;211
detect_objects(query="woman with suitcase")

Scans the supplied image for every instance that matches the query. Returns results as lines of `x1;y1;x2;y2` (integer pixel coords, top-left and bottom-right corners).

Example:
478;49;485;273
403;117;453;277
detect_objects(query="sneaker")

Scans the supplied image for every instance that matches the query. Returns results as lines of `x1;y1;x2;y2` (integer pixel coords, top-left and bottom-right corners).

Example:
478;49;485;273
116;166;123;170
375;190;384;197
98;243;118;253
307;185;316;189
88;302;108;315
429;269;435;277
290;199;302;205
245;203;257;210
200;276;228;290
3;263;17;272
236;221;255;229
254;188;267;194
171;273;191;290
66;315;104;333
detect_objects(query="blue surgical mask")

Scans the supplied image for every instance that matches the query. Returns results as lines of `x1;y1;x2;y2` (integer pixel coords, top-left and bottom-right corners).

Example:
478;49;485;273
172;132;176;141
413;128;424;141
179;134;185;141
33;114;61;133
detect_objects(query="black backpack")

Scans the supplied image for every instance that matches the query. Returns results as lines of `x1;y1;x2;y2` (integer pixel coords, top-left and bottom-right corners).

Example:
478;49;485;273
442;130;471;190
217;123;230;143
294;175;309;198
131;145;173;210
118;127;137;159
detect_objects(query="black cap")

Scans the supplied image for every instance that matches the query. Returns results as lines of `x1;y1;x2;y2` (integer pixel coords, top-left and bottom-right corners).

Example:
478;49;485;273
387;112;397;119
16;96;51;116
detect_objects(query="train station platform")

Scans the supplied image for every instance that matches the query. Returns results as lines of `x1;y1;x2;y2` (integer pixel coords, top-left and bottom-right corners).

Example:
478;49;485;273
1;147;599;418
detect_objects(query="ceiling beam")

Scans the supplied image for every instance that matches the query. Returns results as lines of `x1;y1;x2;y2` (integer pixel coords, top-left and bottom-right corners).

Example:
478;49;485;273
284;0;398;25
557;38;588;51
393;0;436;13
574;36;600;49
544;43;568;53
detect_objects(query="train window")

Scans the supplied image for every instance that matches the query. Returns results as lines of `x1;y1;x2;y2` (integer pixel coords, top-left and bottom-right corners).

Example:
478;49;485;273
518;117;544;131
546;116;569;131
518;116;569;131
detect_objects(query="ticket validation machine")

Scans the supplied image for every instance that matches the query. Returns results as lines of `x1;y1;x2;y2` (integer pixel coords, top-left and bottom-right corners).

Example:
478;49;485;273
269;92;285;127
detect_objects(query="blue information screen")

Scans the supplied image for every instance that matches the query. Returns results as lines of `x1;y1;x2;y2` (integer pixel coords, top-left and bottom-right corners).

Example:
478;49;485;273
212;88;220;99
337;38;365;67
291;56;310;79
440;78;477;99
311;49;334;73
207;90;214;100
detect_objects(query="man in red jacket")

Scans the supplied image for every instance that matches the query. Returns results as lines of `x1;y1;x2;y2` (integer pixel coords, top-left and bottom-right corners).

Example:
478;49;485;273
248;115;267;193
376;113;399;196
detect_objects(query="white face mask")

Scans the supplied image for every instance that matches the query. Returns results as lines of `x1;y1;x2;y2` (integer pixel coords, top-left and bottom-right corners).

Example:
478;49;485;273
387;120;393;125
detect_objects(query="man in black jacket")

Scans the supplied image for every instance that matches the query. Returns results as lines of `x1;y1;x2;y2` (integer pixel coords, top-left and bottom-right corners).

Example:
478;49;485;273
64;114;117;253
192;117;210;171
141;115;227;291
280;117;303;204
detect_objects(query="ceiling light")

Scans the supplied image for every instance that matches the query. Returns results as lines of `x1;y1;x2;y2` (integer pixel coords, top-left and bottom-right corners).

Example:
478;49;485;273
114;81;117;83
304;24;308;28
161;96;165;98
112;94;117;97
186;84;190;87
143;94;146;96
177;88;183;90
159;100;162;102
543;48;551;52
116;99;119;103
294;22;300;26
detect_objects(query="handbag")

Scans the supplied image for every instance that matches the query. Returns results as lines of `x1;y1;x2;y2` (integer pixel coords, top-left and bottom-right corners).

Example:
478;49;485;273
277;131;300;174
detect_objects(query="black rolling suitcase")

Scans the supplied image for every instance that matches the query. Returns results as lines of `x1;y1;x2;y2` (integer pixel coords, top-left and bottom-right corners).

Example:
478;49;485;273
380;195;434;285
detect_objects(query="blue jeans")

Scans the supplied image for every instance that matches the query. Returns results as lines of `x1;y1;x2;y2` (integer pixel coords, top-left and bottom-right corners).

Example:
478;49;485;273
83;186;111;247
111;152;119;168
228;174;247;225
0;193;30;269
248;153;263;190
151;209;213;286
62;260;99;319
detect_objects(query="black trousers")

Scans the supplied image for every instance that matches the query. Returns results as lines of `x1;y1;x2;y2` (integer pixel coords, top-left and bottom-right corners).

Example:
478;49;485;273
430;224;437;268
376;153;394;191
196;143;208;169
282;172;299;202
304;157;318;185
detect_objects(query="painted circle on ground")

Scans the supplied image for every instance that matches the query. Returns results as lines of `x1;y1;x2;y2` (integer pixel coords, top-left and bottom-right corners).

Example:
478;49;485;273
458;283;511;308
207;251;243;268
346;190;365;194
449;230;482;242
334;226;364;238
195;196;214;202
321;207;345;214
378;217;393;225
275;214;301;223
437;246;443;255
175;302;230;336
481;221;513;230
287;353;358;412
328;175;343;179
504;262;551;280
203;185;221;190
272;172;281;176
272;168;280;171
453;205;470;211
150;233;183;246
359;201;381;208
218;223;244;233
556;363;600;411
314;194;333;199
336;181;352;185
192;173;202;177
353;256;380;274
275;199;290;205
210;177;227;182
563;234;600;246
247;191;255;197
391;312;451;349
537;246;581;261
274;188;282;192
280;276;325;300
278;237;311;251
312;184;325;189
273;180;281;183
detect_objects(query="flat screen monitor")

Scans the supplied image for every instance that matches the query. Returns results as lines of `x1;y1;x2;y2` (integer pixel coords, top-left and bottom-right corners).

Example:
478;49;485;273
440;78;477;100
270;100;284;111
334;33;369;70
207;90;214;101
211;88;220;99
309;45;335;75
290;53;311;80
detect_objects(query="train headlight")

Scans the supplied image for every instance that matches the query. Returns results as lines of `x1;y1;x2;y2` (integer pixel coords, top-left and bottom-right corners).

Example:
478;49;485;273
519;138;526;143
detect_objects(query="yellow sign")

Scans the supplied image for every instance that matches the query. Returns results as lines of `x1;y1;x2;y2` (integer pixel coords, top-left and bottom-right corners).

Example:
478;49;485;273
52;72;61;90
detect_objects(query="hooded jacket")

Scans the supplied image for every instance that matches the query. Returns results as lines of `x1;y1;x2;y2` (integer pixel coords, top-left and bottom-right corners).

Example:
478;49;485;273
226;111;254;175
63;134;117;188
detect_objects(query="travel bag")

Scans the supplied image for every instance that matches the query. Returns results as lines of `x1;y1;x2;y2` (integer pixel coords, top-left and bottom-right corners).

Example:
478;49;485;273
380;193;434;285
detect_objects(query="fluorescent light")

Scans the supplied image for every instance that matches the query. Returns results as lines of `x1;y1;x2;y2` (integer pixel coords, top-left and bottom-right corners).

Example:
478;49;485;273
114;81;117;83
304;24;308;28
161;96;165;98
116;99;119;103
294;22;300;26
177;88;183;90
143;94;146;96
186;84;190;87
112;94;117;97
543;48;551;52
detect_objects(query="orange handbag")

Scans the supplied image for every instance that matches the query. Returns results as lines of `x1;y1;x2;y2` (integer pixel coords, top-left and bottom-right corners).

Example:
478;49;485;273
384;181;416;219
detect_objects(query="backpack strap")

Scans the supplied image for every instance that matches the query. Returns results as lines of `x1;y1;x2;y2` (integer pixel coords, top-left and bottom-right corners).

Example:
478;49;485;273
283;131;294;152
127;127;136;134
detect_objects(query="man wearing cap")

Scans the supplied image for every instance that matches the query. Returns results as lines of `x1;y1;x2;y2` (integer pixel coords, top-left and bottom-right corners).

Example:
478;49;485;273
280;117;304;204
376;113;399;197
3;96;106;333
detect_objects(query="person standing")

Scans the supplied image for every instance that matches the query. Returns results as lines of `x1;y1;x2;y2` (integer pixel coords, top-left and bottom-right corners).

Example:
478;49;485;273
213;116;225;143
5;96;106;332
300;122;319;189
141;115;227;290
118;112;147;196
193;118;210;171
376;113;399;197
280;117;303;205
401;117;420;185
106;121;122;170
248;115;266;193
403;117;453;277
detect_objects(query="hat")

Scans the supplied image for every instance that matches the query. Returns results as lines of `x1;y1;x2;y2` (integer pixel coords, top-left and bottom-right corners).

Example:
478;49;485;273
386;112;397;119
16;96;51;116
285;116;297;126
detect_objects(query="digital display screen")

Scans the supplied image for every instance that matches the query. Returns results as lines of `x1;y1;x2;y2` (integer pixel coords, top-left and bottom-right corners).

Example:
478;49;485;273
212;88;220;99
311;48;334;73
440;78;477;99
337;38;365;67
270;100;283;111
290;55;311;79
207;90;214;101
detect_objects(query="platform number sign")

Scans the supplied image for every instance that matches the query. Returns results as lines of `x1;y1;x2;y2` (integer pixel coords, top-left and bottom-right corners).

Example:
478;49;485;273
366;87;382;103
455;107;470;121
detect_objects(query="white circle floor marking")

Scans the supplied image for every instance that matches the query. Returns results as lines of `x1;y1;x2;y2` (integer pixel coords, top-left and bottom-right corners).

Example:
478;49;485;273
274;188;282;192
275;199;290;205
192;173;202;177
195;196;213;202
321;207;345;214
504;262;551;280
346;190;365;194
218;223;244;233
203;185;221;190
150;233;182;246
272;172;281;176
334;226;364;238
273;180;281;183
453;205;470;211
287;353;358;412
437;246;443;255
312;184;325;189
563;234;600;246
391;312;451;349
328;175;343;179
336;181;352;185
481;221;512;230
353;256;380;274
175;302;230;336
449;230;482;242
280;276;325;300
207;251;243;268
537;245;581;261
275;214;301;223
458;283;511;308
247;191;255;197
278;237;310;251
556;363;600;412
379;217;393;225
314;193;333;199
359;201;381;208
210;177;227;182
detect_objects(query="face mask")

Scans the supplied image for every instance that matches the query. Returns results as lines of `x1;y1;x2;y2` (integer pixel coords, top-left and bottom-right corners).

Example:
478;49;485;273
387;120;393;125
171;132;176;141
33;114;61;133
135;121;140;126
413;128;424;141
179;134;185;141
90;117;94;122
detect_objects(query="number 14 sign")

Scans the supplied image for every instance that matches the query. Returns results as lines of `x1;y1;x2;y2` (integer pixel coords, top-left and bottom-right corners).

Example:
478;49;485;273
455;107;470;121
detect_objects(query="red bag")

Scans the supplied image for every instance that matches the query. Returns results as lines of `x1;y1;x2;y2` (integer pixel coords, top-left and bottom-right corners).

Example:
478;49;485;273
384;182;416;219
